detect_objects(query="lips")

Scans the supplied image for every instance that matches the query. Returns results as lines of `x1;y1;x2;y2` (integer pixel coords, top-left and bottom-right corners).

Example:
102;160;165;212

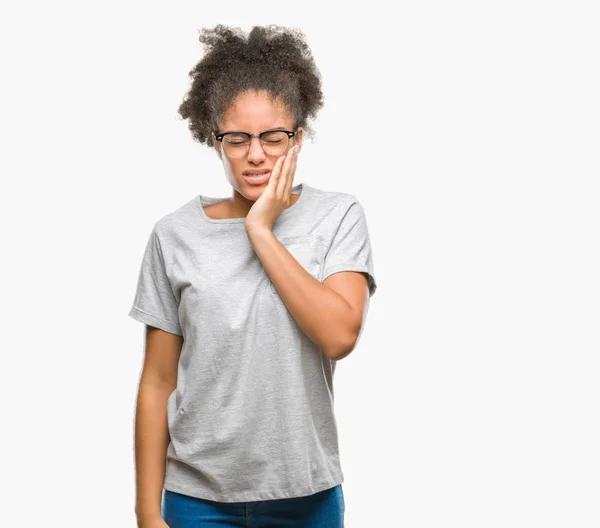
242;170;272;185
242;169;271;176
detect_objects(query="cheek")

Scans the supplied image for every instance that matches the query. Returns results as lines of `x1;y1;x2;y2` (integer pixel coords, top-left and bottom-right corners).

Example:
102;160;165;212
228;159;244;175
222;159;240;187
220;155;235;171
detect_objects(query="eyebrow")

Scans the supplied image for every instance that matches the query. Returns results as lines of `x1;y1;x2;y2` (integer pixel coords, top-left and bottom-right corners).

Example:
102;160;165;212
219;127;289;135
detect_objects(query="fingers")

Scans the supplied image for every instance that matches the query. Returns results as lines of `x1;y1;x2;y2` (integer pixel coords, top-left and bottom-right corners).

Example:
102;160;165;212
268;153;287;194
277;144;299;200
285;144;299;198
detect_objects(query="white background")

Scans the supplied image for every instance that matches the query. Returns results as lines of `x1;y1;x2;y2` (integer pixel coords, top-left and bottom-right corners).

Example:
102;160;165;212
1;1;598;527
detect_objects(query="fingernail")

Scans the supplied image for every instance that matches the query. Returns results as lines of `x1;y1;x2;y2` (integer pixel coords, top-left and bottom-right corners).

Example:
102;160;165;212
281;155;286;161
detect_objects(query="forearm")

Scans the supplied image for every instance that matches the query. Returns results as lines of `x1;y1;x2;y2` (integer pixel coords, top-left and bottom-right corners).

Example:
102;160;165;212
247;228;357;360
134;381;172;522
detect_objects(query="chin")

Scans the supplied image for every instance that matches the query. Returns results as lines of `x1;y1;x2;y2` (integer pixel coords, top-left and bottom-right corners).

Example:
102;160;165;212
240;179;269;193
233;182;259;200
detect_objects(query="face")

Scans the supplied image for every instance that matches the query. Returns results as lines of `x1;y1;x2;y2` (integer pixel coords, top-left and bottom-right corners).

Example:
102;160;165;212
212;90;302;203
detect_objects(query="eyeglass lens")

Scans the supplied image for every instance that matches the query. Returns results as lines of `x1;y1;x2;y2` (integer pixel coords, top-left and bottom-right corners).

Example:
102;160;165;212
223;131;291;158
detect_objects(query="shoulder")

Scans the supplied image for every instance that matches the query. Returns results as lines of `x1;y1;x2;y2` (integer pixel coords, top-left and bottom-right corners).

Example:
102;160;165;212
152;195;199;242
304;183;360;215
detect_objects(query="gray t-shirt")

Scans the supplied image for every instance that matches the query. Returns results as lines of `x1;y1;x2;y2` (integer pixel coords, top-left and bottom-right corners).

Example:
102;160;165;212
128;182;377;502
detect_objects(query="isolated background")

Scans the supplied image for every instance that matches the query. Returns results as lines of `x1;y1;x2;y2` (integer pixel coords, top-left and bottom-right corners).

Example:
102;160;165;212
1;1;598;527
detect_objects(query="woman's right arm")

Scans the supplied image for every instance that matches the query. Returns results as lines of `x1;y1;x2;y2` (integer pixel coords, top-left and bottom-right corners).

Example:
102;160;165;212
134;325;183;527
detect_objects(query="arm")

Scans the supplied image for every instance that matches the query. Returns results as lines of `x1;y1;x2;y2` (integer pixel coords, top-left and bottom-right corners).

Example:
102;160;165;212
134;326;182;526
247;227;369;361
243;150;375;361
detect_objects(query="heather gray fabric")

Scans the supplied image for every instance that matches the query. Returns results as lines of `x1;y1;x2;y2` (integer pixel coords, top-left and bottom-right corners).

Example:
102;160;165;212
128;182;377;502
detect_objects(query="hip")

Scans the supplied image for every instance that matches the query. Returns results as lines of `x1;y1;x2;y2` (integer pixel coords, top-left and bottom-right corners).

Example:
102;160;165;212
162;484;345;527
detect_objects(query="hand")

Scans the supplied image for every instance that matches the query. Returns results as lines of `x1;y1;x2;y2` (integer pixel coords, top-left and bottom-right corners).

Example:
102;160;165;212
244;144;299;234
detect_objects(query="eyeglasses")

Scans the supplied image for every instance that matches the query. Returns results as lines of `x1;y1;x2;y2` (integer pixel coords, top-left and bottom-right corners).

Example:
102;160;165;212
213;128;298;158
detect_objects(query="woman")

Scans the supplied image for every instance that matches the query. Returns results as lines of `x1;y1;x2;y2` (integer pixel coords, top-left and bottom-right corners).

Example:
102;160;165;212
129;24;377;528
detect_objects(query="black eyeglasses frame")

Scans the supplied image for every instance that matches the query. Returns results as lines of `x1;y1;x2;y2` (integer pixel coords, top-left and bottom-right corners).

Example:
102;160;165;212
213;128;298;143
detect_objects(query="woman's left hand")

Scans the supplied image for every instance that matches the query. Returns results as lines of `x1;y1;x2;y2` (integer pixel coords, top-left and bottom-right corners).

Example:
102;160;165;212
244;144;299;234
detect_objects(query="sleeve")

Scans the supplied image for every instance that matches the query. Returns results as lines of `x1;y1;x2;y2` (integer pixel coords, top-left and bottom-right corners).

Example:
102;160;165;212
321;198;378;297
128;226;183;336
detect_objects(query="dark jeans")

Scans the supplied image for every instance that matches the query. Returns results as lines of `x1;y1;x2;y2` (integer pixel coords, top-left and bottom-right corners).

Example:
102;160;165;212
162;484;345;527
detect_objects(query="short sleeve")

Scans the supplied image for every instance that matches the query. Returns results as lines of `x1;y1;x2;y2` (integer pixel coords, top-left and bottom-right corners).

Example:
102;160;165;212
321;198;378;297
128;226;183;336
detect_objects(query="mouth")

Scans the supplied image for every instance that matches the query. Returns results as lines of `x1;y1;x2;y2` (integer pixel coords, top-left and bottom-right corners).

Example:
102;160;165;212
242;170;271;185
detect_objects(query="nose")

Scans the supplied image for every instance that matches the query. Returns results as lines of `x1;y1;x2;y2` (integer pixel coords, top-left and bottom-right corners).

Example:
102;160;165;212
247;136;267;164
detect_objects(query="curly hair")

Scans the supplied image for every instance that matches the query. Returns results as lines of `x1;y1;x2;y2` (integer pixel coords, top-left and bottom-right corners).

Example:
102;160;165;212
177;24;324;148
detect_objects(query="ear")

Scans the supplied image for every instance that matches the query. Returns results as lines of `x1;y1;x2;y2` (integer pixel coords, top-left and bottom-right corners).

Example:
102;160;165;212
211;132;222;160
295;127;303;152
